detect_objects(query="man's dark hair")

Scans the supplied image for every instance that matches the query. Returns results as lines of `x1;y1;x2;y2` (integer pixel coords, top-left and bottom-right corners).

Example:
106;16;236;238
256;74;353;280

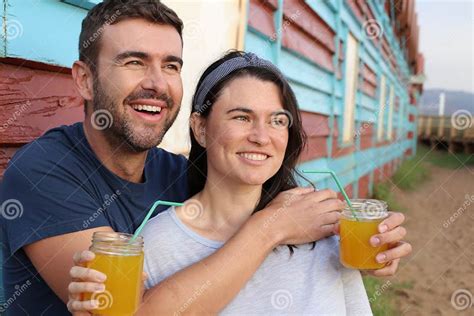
79;0;183;72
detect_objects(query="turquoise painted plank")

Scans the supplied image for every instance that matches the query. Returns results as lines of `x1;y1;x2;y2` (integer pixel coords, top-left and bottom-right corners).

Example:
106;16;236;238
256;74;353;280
334;79;343;98
289;80;333;115
63;0;101;10
273;0;284;66
359;93;377;111
356;107;378;122
359;45;378;73
5;0;87;66
280;49;334;95
245;29;275;62
328;153;356;173
297;140;410;192
340;4;363;40
305;0;337;31
0;3;4;56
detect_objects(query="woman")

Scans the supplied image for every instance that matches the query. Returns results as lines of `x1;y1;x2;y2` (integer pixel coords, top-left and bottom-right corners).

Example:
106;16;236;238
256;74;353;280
140;51;372;314
68;51;407;314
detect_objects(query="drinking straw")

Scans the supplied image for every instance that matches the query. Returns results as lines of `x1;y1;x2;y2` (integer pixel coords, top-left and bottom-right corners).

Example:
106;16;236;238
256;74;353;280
302;169;359;221
132;200;184;241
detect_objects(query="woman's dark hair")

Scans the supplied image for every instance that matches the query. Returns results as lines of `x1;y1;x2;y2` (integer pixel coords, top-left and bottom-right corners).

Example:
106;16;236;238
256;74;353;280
188;51;313;253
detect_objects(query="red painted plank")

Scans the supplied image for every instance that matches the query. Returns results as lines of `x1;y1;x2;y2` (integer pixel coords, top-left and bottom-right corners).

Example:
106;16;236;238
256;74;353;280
331;119;356;157
374;167;382;184
248;0;276;38
280;0;335;71
337;184;354;200
347;0;364;21
359;123;375;150
0;59;83;178
282;0;335;52
383;162;391;178
376;139;392;147
361;64;377;97
358;174;370;198
0;62;84;145
0;146;20;180
300;136;328;162
282;22;334;71
300;111;330;137
299;112;330;162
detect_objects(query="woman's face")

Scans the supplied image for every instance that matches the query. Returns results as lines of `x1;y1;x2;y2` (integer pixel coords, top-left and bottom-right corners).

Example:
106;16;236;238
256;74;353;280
199;76;290;186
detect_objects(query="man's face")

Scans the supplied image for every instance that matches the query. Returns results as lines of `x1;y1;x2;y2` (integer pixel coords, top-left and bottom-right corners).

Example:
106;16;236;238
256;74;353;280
91;18;183;151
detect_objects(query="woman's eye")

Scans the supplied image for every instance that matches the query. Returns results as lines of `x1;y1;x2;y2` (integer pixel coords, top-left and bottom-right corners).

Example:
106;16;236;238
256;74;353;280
271;114;290;128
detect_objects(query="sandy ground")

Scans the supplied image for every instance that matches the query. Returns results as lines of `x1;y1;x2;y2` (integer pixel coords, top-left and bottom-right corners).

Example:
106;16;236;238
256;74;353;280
389;163;473;315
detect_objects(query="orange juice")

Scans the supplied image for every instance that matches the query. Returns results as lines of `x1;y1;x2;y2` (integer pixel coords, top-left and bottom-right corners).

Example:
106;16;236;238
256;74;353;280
83;232;144;316
339;199;388;270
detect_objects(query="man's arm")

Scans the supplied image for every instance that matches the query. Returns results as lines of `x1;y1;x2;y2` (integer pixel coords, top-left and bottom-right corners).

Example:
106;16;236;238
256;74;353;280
25;226;114;303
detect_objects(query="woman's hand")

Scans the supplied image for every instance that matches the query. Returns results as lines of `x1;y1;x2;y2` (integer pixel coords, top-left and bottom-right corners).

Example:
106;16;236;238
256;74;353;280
335;211;412;277
67;250;106;315
366;212;412;276
261;187;344;246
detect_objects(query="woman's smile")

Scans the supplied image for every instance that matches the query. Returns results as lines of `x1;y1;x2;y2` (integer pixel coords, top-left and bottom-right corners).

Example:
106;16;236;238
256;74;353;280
236;151;271;165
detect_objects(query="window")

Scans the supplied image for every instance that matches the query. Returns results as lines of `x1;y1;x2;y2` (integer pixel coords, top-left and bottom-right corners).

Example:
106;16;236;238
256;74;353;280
377;75;386;141
342;33;359;144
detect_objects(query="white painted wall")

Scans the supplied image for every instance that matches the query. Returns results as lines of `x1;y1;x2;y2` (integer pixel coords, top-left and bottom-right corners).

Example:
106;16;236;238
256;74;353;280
159;0;245;156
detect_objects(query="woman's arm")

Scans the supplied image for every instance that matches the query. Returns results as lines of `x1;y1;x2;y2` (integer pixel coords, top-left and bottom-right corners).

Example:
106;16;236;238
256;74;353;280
68;187;343;314
137;209;276;315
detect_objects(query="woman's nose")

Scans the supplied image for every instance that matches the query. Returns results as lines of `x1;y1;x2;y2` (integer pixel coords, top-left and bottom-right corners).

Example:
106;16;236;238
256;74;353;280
247;122;271;146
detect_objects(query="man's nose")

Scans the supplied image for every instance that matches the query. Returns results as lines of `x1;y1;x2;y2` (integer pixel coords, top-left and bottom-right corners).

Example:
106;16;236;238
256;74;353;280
141;65;167;93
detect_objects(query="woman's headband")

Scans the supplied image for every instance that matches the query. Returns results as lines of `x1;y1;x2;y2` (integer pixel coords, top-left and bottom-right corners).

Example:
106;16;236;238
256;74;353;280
193;52;283;113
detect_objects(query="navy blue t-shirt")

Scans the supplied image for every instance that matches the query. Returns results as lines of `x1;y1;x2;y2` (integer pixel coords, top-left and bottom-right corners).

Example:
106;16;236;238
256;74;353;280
0;122;189;315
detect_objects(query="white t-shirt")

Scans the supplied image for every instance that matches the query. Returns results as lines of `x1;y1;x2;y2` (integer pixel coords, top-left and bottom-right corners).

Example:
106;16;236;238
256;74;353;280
140;207;372;315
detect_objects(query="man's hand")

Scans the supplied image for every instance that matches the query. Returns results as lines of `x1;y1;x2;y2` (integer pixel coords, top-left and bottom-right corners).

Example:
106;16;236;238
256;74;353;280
67;250;148;315
67;250;104;315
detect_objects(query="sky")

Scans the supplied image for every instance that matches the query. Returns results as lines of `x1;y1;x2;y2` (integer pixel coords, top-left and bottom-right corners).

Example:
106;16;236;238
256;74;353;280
416;0;473;93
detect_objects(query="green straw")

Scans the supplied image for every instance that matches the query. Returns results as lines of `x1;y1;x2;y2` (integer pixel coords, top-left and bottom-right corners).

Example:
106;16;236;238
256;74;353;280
302;169;359;221
132;200;184;241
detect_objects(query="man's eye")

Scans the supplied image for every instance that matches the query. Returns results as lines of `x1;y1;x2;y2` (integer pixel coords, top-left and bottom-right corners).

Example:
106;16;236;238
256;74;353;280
165;64;180;71
234;116;250;122
125;60;143;66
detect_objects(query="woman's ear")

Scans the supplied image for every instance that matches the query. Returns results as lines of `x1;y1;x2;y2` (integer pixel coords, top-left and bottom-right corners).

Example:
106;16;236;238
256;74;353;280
190;112;207;148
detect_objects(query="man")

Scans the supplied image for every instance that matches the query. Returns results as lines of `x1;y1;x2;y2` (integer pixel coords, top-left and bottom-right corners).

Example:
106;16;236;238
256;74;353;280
0;1;411;315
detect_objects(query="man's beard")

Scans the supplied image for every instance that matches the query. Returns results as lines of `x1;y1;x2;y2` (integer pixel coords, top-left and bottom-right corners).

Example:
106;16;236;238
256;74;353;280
91;78;180;152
